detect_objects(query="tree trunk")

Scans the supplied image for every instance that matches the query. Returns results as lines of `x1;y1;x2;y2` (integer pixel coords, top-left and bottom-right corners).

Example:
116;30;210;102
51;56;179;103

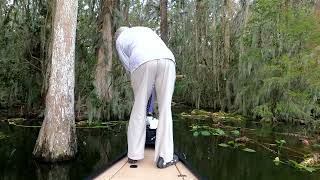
222;0;231;65
160;0;168;44
240;0;250;56
94;0;114;103
33;0;78;162
196;0;206;43
114;0;121;31
219;0;233;110
123;0;130;26
316;0;320;18
41;0;54;108
195;0;200;108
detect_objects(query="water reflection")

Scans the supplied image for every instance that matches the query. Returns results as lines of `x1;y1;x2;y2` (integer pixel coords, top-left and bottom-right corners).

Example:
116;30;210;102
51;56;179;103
0;122;127;180
35;163;71;180
1;118;320;180
173;120;320;180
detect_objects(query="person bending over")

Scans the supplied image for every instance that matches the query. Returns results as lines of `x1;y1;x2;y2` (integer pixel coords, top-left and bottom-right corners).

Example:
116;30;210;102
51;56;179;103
115;26;178;168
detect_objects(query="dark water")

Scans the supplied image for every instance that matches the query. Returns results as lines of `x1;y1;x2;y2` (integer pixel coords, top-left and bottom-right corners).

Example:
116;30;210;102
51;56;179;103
173;120;320;180
0;116;320;180
0;122;127;180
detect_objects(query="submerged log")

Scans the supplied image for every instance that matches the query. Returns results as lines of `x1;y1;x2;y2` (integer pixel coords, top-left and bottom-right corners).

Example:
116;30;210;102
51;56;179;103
176;74;186;80
6;118;26;124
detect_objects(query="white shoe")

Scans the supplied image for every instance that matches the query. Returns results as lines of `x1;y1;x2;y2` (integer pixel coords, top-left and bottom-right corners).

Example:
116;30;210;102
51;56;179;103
146;116;153;126
149;117;159;129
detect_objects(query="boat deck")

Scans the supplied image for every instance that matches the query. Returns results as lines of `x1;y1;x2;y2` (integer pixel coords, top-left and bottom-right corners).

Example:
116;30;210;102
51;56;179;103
94;148;198;180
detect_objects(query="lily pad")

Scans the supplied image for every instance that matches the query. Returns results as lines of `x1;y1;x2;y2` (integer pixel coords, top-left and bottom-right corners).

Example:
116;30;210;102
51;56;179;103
201;130;211;136
312;144;320;148
242;148;256;153
214;128;226;136
0;132;9;140
303;166;316;173
231;130;240;137
216;128;226;136
218;143;230;148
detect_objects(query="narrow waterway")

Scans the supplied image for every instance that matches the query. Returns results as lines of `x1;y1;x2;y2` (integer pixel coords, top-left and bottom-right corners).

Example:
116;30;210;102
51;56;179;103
0;114;319;179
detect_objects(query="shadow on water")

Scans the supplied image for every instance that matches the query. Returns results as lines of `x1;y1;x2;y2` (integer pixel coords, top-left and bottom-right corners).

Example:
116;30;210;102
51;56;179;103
1;114;320;180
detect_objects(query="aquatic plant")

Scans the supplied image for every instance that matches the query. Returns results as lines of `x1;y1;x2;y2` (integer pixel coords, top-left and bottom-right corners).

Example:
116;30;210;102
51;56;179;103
242;148;256;153
0;131;9;140
300;153;320;167
271;140;320;172
218;141;256;153
275;139;286;155
182;110;246;123
190;124;227;137
190;124;256;153
230;130;240;137
271;156;315;173
190;124;319;172
312;144;320;149
285;160;317;173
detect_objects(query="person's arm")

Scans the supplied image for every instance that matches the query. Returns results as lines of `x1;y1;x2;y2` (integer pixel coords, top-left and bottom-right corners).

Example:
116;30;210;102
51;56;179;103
116;41;130;72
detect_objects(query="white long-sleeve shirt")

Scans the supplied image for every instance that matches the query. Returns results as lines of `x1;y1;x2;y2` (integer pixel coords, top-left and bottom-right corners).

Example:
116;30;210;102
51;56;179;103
116;26;175;73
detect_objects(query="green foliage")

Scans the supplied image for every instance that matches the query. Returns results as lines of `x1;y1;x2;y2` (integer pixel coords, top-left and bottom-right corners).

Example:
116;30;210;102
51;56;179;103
242;148;256;153
275;139;286;155
236;0;320;122
1;0;320;124
0;131;9;140
212;128;226;136
76;0;135;121
226;140;242;149
312;144;320;149
252;104;273;121
193;131;199;137
190;124;226;137
0;0;50;112
230;130;240;137
192;123;256;153
218;143;229;148
218;141;256;153
273;153;319;172
288;160;317;173
182;109;246;123
200;130;211;136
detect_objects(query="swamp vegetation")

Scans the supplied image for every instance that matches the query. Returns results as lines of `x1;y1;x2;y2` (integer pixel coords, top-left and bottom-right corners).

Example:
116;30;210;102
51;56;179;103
1;110;320;179
0;0;319;123
181;109;320;173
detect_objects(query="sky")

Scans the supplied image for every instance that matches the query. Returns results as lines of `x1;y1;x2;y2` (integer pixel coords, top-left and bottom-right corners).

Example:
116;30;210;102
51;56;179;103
7;0;14;5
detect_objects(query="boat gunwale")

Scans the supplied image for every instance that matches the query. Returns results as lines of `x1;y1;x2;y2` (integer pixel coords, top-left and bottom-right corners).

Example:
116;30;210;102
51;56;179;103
176;153;207;180
85;151;127;180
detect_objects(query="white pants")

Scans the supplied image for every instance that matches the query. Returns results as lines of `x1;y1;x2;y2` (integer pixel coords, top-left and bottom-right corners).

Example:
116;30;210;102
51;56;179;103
127;59;176;163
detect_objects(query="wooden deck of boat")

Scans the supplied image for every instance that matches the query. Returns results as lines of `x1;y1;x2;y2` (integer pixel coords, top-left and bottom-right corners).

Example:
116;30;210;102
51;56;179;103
94;148;198;180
